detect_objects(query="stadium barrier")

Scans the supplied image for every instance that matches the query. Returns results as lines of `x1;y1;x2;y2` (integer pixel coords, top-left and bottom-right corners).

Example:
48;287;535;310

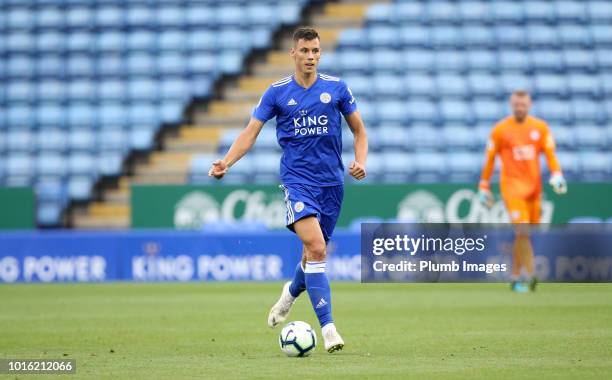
1;227;611;283
131;183;612;228
0;187;35;230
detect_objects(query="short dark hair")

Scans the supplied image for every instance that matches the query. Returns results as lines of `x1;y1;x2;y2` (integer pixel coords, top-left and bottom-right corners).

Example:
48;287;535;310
293;27;319;44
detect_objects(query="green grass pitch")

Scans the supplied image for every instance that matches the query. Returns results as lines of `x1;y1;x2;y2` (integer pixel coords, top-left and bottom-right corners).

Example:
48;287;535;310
1;283;611;379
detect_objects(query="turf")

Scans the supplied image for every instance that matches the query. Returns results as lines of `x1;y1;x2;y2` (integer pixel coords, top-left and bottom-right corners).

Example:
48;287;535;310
1;283;611;380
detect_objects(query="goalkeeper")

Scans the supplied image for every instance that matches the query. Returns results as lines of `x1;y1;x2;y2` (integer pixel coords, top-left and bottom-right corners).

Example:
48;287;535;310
478;91;567;292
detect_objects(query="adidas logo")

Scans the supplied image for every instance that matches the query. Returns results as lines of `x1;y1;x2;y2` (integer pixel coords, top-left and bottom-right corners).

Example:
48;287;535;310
316;298;328;309
287;98;298;106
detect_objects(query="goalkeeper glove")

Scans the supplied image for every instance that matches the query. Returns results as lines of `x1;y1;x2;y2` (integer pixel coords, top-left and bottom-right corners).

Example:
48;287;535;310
549;173;567;194
478;180;495;208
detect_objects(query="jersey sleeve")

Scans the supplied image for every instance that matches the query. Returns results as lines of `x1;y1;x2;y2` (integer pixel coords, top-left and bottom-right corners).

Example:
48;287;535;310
541;122;562;175
338;80;357;116
252;85;277;123
479;124;501;189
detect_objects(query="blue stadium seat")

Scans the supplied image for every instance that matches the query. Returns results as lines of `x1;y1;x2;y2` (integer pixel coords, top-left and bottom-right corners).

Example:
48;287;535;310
563;50;596;72
156;6;186;27
36;179;65;204
96;6;124;28
66;175;93;202
367;4;393;24
499;74;532;94
7;56;34;78
37;202;63;226
219;52;244;75
99;103;127;126
374;75;404;98
498;50;531;72
128;79;157;101
37;153;67;178
552;126;574;149
343;75;370;100
248;4;275;26
458;1;490;23
37;56;64;79
492;3;524;24
395;2;424;22
130;128;155;151
568;74;601;98
558;25;592;47
68;153;97;177
440;101;473;124
474;100;504;123
531;50;564;72
403;50;434;72
596;49;612;70
68;103;95;126
378;126;410;149
580;152;611;181
37;32;64;53
436;74;468;98
67;32;94;52
97;55;124;77
435;51;467;72
468;74;499;97
253;128;279;152
399;26;430;48
66;6;93;28
462;26;495;48
427;1;457;24
467;50;497;73
409;126;440;151
158;31;187;52
67;56;96;77
588;1;612;22
37;103;65;127
431;27;463;48
556;1;588;22
443;126;481;151
404;75;436;98
406;100;438;124
447;152;481;182
129;103;159;125
574;126;608;149
99;129;129;153
414;153;447;182
69;130;96;152
338;51;370;73
37;130;67;152
217;5;245;27
525;1;556;23
368;27;398;48
338;29;368;49
556;152;579;179
98;152;123;176
533;100;572;124
381;151;414;183
97;32;125;52
7;131;34;153
99;80;126;101
591;25;612;46
7;8;34;30
372;50;403;73
37;6;64;29
218;129;241;152
494;26;526;48
534;75;568;97
252;152;280;183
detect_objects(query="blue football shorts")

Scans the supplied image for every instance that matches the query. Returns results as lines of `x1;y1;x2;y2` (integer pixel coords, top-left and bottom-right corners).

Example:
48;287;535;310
279;184;344;242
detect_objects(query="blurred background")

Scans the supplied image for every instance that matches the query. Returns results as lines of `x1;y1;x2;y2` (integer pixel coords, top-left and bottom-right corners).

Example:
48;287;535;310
0;0;610;232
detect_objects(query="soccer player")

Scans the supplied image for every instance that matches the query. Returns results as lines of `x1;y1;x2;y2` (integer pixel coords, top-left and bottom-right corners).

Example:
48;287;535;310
208;27;368;352
478;91;567;292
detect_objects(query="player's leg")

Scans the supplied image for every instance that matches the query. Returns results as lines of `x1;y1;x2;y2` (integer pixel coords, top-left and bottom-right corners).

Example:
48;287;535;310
505;198;530;292
526;197;541;291
293;215;343;352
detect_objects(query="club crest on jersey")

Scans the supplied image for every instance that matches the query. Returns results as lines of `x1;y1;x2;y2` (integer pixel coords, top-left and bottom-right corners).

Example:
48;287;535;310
320;92;331;104
530;130;540;141
294;202;305;213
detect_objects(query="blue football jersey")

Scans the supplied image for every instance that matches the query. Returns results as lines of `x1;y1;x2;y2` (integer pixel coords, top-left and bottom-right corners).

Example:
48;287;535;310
252;73;357;186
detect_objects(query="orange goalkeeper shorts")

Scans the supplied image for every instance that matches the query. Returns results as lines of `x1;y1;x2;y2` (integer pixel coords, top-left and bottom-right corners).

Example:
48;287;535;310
503;196;541;224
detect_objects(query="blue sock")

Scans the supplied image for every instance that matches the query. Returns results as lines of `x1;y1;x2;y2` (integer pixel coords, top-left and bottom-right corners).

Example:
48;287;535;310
304;261;333;328
288;261;306;298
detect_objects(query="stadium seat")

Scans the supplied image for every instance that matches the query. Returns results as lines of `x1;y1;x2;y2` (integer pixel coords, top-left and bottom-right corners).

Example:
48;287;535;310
588;1;612;22
404;75;436;98
374;75;404;98
574;126;608;149
414;153;447;182
381;151;414;183
378;126;410;149
580;152;611;181
67;176;94;201
491;2;524;24
447;152;482;182
403;50;435;73
556;1;588;22
409;126;440;151
458;2;490;23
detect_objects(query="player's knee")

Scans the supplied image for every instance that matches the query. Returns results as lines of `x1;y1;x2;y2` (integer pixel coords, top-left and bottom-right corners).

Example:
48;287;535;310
304;239;326;262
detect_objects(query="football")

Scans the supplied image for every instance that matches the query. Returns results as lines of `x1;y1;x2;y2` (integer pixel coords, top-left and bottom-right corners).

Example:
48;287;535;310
278;321;317;357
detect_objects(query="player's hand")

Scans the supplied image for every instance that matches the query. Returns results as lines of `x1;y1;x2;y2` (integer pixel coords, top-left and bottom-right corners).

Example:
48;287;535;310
549;173;567;194
208;159;228;179
349;161;366;180
478;188;495;209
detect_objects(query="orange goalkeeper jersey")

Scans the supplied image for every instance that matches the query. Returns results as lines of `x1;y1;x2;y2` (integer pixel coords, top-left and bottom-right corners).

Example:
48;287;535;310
479;115;562;200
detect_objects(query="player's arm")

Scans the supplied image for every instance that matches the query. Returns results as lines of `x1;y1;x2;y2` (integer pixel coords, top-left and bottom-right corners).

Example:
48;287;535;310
478;127;499;208
208;117;264;179
209;86;276;179
345;111;368;180
542;125;567;194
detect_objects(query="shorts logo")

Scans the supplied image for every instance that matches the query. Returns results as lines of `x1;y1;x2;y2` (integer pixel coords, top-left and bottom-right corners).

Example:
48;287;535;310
294;202;305;213
320;92;331;104
530;130;540;141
